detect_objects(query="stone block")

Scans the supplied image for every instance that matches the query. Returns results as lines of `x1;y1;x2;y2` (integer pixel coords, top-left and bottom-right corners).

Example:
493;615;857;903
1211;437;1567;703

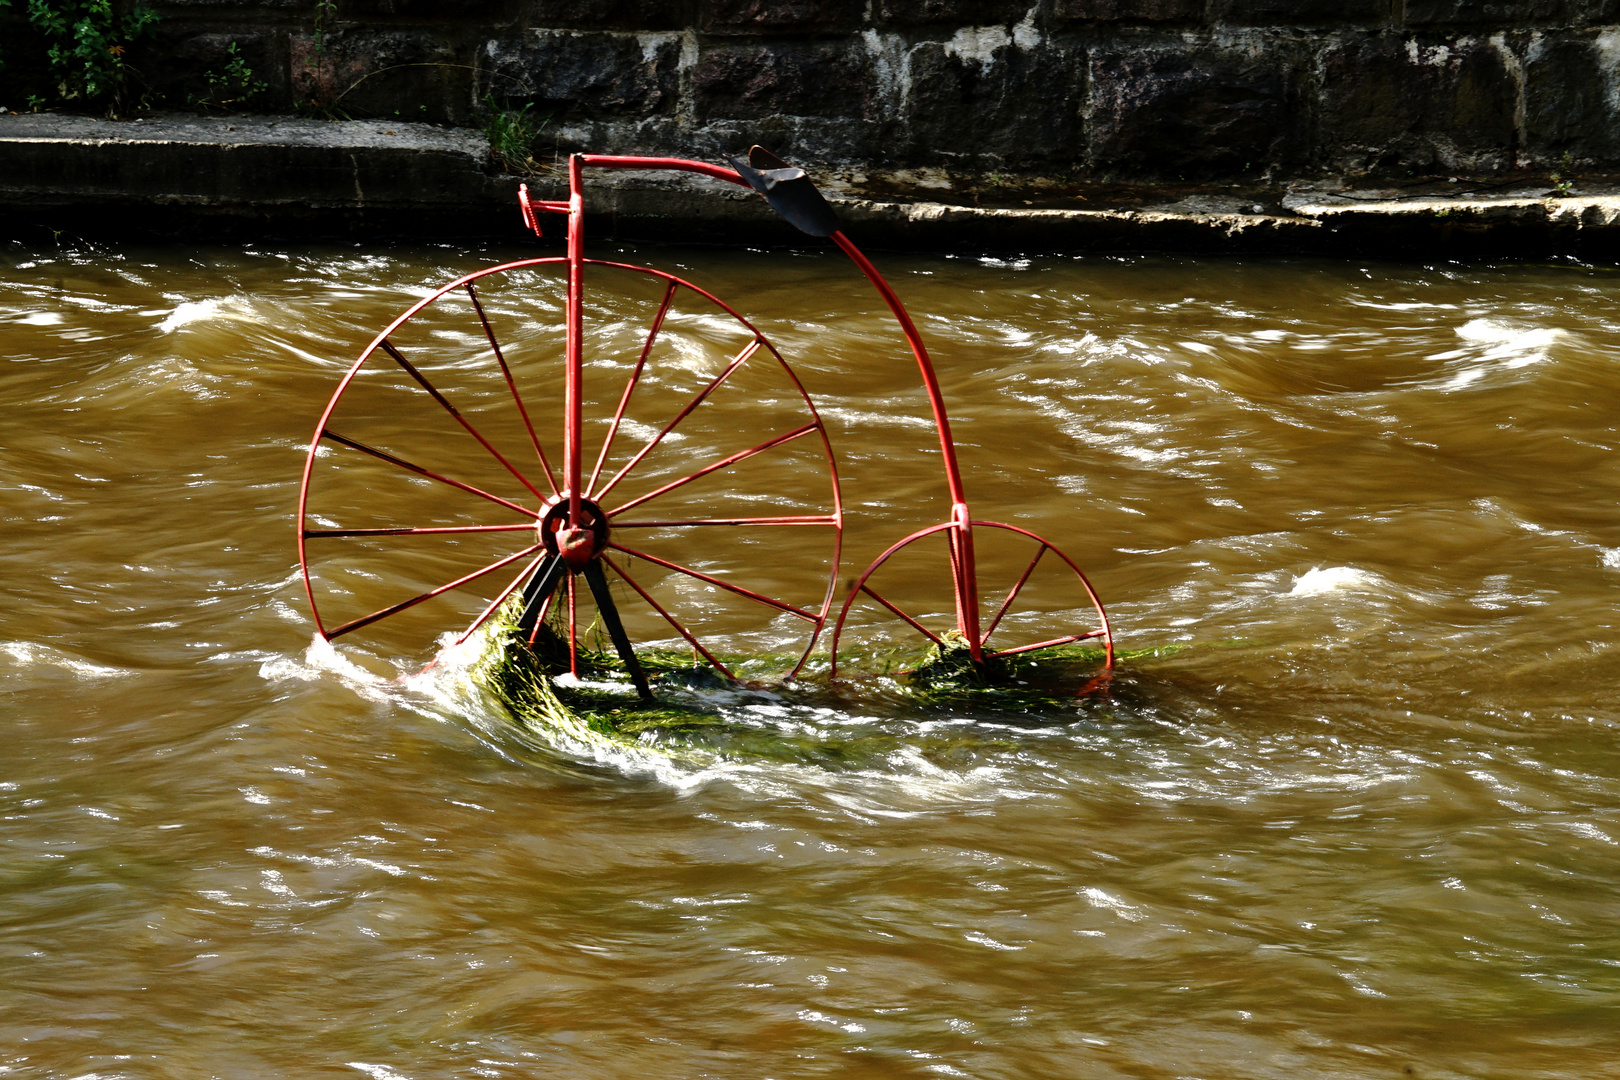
146;30;288;109
693;40;874;119
1087;40;1298;176
1403;0;1570;25
701;0;865;34
481;31;682;119
525;0;690;31
1521;31;1618;163
146;0;305;9
875;0;1040;25
1314;33;1516;172
1051;0;1203;23
290;29;468;124
904;38;1086;168
341;0;519;18
1212;0;1393;24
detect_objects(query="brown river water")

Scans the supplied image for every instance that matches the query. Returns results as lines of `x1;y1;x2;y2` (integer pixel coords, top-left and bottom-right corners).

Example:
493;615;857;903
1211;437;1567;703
3;236;1620;1078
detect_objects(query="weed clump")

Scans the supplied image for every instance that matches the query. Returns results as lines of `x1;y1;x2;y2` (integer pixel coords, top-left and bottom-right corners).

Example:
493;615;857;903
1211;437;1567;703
0;0;160;115
468;597;728;751
483;94;551;175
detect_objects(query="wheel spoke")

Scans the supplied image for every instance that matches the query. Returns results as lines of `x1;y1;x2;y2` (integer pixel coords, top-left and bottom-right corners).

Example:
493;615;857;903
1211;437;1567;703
858;584;945;648
589;279;678;495
302;258;842;668
593;336;763;503
455;548;551;646
321;429;539;519
324;542;544;640
525;571;562;647
603;553;733;678
583;560;654;700
614;514;838;528
982;543;1047;645
609;541;818;622
984;630;1106;661
465;282;560;496
607;422;820;518
514;556;567;642
305;523;537;539
566;573;578;676
379;338;550;504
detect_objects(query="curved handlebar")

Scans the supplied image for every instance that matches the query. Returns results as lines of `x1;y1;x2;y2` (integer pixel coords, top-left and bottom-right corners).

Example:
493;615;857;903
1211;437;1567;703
577;154;750;187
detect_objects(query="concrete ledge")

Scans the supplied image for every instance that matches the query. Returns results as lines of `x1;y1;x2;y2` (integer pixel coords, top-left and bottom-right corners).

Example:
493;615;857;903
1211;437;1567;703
4;113;1620;259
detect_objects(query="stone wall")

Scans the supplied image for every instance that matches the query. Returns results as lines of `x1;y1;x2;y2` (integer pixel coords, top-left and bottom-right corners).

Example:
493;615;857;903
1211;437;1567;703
6;0;1619;180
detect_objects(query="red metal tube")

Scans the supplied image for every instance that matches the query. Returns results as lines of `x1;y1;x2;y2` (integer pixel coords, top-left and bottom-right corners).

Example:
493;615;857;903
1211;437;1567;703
565;154;586;523
830;229;981;655
829;231;969;510
578;155;749;188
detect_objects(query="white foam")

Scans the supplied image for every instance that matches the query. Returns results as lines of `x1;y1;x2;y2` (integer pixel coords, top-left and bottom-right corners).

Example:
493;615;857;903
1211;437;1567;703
0;640;134;679
1287;566;1382;596
1454;316;1565;366
258;634;393;690
1430;318;1568;389
158;298;226;332
345;1064;408;1080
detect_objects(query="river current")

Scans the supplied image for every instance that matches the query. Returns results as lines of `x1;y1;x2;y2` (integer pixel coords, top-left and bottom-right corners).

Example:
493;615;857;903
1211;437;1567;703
3;237;1619;1078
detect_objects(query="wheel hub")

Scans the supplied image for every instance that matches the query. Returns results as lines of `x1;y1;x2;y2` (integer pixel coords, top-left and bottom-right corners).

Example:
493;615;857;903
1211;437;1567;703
538;493;609;571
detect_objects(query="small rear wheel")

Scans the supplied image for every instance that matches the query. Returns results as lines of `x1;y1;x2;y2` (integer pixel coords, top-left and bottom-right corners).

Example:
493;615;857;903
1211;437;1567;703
829;520;1112;687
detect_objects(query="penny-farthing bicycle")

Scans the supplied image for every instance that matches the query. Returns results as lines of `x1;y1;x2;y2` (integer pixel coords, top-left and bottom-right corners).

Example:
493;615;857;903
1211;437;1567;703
297;149;1112;697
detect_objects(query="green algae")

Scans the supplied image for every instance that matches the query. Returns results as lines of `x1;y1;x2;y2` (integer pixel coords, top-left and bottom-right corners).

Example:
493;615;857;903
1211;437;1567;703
463;593;1248;763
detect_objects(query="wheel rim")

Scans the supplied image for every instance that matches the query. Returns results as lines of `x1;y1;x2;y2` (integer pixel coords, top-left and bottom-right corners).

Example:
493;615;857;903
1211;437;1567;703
298;257;843;678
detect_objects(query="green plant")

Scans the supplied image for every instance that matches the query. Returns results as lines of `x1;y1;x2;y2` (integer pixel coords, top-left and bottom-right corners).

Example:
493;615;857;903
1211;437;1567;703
1550;152;1577;196
0;0;158;114
294;0;343;116
483;93;550;174
311;0;336;51
189;41;266;110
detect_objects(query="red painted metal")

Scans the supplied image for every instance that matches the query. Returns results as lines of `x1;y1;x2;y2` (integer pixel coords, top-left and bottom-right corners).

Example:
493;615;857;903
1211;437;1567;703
614;515;838;528
378;339;551;504
298;156;843;681
456;549;550;648
827;520;1114;677
603;552;734;678
318;429;540;520
589;279;677;495
466;281;559;495
857;583;946;648
326;542;544;641
823;228;1113;680
594;337;763;505
829;232;970;510
608;541;819;622
304;523;537;538
298;150;1108;691
606;422;821;518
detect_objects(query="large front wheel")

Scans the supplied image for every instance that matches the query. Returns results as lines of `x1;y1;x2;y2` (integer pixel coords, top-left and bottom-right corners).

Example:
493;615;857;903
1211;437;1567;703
297;257;843;681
